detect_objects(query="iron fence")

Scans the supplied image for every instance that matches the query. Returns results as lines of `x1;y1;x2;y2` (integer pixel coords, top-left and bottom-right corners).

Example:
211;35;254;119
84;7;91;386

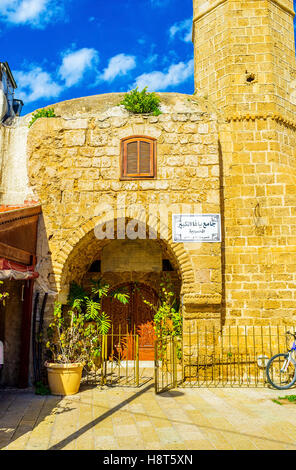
155;324;296;393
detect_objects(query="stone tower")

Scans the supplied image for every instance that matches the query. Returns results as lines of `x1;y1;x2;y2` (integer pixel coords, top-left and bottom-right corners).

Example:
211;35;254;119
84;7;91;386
193;0;296;325
193;0;296;118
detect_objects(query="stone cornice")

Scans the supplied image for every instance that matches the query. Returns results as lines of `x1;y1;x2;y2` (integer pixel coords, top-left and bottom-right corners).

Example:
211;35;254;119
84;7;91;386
225;113;296;130
193;0;227;24
183;293;222;306
270;0;295;17
192;0;294;25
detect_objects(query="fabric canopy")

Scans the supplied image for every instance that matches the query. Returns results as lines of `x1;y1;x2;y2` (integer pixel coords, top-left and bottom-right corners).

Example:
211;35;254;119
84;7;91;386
0;258;39;280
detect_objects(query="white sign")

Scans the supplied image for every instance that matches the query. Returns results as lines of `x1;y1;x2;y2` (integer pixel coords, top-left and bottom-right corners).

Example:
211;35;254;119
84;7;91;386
172;214;221;243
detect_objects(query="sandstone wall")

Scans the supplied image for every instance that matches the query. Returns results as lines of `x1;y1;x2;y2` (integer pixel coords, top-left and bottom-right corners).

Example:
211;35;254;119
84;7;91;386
220;117;296;326
193;0;296;118
192;0;296;328
27;93;222;327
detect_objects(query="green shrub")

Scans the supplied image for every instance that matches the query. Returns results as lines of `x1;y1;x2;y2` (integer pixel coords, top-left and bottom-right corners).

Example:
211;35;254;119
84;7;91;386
140;274;182;360
278;395;296;403
29;108;56;128
120;87;162;116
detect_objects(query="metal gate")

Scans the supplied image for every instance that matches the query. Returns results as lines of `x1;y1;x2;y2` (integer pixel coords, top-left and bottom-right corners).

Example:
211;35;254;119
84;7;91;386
154;336;180;393
83;332;151;387
154;325;296;393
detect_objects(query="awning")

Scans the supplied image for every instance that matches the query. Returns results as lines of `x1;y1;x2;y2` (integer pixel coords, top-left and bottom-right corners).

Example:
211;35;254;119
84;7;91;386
0;204;41;265
0;258;39;280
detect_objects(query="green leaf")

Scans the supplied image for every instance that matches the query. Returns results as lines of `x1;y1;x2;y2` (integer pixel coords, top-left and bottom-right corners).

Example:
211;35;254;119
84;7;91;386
90;278;109;299
85;298;101;321
68;282;88;306
112;289;130;305
28;107;56;128
119;87;162;116
97;312;111;335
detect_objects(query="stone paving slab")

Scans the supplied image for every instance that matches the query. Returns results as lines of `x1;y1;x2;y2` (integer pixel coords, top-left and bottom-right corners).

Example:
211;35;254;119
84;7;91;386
1;384;296;450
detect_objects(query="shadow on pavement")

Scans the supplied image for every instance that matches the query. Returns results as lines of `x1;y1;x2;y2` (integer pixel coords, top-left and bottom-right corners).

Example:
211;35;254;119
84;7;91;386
49;383;154;450
0;389;66;449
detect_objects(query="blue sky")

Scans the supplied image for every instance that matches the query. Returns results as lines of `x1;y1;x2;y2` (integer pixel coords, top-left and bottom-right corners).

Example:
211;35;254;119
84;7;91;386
1;1;296;116
0;0;194;115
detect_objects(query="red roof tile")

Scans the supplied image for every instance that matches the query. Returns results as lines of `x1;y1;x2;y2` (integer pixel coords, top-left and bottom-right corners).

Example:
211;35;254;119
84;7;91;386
0;201;40;213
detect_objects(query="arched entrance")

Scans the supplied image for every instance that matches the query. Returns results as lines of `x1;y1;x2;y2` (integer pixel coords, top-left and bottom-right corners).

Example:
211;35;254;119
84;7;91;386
54;215;195;299
54;216;189;366
103;282;158;360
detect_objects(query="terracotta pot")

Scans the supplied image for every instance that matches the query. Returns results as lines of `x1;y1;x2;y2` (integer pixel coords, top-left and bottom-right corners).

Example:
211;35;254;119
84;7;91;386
45;362;83;396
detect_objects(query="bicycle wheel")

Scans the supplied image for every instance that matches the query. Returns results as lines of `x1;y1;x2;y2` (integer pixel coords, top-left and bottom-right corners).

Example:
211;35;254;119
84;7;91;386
266;353;296;390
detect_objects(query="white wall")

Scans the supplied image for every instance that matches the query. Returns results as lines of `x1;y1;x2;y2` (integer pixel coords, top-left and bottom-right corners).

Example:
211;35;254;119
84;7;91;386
0;115;34;205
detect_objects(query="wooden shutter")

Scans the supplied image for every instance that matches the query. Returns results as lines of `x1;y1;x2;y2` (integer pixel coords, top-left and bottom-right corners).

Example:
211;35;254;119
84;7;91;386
126;141;138;174
122;137;155;179
139;141;151;174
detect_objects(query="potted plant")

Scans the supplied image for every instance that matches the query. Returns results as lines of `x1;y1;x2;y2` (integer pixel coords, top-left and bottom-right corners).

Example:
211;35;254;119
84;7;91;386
45;301;100;395
67;279;129;365
45;278;129;395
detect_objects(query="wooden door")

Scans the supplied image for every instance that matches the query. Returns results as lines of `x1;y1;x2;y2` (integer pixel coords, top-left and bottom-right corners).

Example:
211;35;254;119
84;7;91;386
102;286;130;361
102;283;157;360
133;284;157;360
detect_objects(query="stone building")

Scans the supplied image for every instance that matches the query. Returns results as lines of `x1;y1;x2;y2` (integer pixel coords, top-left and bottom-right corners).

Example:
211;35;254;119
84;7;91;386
0;0;296;386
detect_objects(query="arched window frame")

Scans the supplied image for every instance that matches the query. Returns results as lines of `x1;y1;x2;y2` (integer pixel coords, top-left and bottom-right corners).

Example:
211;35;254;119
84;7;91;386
120;135;157;180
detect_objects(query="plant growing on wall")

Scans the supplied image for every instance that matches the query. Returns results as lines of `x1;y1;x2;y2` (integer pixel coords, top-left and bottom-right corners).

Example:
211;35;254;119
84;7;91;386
119;87;162;116
28;107;56;128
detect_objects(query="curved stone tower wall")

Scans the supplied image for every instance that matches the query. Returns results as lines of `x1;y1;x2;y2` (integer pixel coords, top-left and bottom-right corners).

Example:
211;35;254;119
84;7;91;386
193;0;296;325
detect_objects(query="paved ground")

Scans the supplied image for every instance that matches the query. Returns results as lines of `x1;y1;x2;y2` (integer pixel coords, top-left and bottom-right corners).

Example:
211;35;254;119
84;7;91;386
1;381;296;450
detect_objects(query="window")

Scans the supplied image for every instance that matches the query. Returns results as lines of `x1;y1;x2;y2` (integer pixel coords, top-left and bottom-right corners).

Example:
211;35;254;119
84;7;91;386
88;260;101;273
121;136;156;179
162;259;174;272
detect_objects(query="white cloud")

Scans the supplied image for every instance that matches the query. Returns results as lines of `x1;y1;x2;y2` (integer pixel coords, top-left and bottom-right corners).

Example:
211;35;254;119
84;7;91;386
13;66;63;103
100;54;136;83
0;0;62;27
13;47;99;105
59;48;99;87
145;54;158;65
169;18;192;43
134;59;194;91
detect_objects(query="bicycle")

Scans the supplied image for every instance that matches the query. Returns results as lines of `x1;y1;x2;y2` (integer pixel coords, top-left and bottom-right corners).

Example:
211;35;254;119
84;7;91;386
266;331;296;390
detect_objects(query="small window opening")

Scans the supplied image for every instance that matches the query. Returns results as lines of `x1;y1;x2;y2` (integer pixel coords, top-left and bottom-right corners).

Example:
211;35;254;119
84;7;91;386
88;260;101;273
162;259;174;271
245;71;256;83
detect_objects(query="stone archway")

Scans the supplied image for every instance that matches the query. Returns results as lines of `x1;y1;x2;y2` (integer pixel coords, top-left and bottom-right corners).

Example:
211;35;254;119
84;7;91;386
53;214;195;301
48;215;191;361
